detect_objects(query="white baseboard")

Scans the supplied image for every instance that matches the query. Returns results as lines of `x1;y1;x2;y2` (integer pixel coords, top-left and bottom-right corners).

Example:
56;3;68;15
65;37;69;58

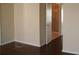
62;50;79;55
0;40;45;47
0;40;14;46
15;40;41;47
46;39;52;44
40;42;46;47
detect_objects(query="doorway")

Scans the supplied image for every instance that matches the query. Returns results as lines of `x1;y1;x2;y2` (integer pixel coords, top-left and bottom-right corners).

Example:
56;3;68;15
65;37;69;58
45;3;62;54
52;3;61;40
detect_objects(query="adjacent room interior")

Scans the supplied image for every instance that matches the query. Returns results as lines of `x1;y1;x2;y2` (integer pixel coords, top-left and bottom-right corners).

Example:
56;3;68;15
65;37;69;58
52;3;61;40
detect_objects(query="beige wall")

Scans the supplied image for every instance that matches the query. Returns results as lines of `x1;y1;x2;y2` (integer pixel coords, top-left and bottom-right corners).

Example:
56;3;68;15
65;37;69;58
24;4;40;46
0;24;1;45
62;3;79;54
46;4;52;44
40;3;46;46
0;4;14;45
0;3;46;47
14;3;41;47
14;3;47;47
14;4;24;43
0;4;1;45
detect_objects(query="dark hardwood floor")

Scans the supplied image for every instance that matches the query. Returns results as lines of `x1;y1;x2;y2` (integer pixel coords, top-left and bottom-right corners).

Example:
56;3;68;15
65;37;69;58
0;36;73;55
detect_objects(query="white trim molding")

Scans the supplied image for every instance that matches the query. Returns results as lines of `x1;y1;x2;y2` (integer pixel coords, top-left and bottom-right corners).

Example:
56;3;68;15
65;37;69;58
15;40;41;47
62;50;79;55
0;40;14;46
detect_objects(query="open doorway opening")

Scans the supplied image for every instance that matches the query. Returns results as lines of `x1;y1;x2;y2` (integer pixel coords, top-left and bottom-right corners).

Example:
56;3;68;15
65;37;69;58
46;3;62;54
52;3;61;40
46;3;62;44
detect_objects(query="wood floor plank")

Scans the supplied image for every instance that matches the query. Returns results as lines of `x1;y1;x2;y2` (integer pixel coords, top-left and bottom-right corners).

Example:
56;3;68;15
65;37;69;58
0;36;63;55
